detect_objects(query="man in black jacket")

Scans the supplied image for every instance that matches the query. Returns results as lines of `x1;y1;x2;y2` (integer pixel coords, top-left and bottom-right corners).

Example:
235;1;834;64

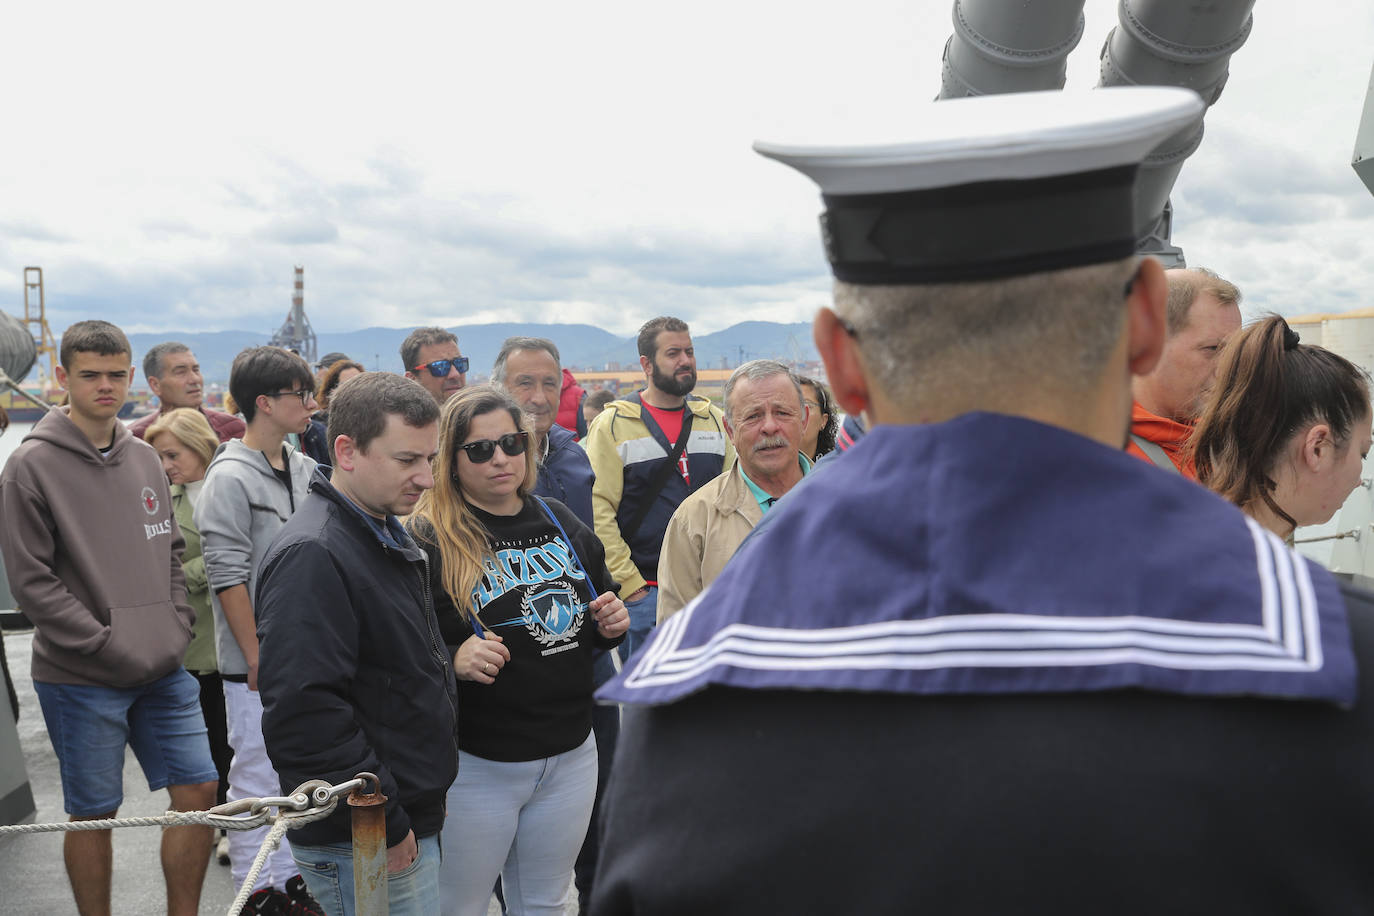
257;372;456;914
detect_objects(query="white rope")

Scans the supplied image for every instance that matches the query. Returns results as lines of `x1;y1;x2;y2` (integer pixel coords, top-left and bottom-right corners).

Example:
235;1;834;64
0;809;218;835
226;818;292;916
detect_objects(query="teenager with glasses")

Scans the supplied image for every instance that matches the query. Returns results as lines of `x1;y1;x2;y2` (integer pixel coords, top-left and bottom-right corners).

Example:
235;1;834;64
402;326;468;405
407;386;629;916
194;345;323;911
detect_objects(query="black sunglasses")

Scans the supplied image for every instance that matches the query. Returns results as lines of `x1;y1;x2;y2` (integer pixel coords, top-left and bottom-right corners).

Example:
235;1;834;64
412;357;469;378
459;431;529;464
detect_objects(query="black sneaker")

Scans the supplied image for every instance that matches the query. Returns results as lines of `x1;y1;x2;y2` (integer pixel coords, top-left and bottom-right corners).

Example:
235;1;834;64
285;874;327;916
240;887;289;916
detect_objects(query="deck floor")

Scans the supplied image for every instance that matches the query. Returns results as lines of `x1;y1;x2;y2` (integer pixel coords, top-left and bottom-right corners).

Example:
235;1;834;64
1;628;548;915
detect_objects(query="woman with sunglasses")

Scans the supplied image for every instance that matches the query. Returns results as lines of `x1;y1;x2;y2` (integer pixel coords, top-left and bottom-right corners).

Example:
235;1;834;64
409;386;629;916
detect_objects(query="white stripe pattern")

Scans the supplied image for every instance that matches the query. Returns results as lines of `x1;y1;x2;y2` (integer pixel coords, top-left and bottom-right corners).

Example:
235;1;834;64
623;517;1326;690
616;430;728;468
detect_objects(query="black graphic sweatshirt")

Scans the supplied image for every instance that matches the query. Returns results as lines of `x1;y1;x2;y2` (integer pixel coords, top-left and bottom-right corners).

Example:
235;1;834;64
412;496;621;762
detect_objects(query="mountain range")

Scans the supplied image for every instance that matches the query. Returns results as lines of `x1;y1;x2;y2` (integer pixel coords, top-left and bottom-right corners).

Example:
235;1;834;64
126;320;820;385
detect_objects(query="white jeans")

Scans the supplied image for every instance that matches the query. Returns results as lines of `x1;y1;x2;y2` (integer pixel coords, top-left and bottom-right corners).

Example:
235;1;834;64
440;732;598;916
224;680;297;891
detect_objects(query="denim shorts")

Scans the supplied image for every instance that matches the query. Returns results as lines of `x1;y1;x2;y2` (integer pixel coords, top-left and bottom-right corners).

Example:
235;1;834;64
34;667;218;816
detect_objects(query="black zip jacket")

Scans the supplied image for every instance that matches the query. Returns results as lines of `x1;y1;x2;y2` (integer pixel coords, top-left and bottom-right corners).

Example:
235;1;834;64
256;467;458;848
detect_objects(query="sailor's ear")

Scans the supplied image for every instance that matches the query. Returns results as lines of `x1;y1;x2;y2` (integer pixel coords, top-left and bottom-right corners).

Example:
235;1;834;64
1126;257;1168;376
814;307;870;419
333;434;359;472
54;364;69;390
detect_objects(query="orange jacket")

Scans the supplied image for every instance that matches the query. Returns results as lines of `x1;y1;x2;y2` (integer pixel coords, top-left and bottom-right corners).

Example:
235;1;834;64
1127;401;1196;479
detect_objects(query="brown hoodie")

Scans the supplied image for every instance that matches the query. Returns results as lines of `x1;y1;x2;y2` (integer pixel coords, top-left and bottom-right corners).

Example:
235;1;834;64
0;408;193;687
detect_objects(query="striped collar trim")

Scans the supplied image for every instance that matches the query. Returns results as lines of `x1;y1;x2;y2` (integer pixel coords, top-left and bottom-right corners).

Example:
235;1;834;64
616;517;1346;701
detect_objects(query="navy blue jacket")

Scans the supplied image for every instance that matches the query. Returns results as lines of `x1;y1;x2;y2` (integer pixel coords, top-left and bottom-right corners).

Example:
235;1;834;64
256;468;458;848
301;417;331;468
534;424;595;529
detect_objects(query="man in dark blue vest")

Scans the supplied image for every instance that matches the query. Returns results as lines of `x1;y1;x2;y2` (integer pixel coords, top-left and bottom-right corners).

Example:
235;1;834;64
591;87;1374;914
492;335;615;911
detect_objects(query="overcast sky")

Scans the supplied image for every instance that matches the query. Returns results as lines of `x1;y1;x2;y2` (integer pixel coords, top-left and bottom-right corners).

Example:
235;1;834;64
2;0;1371;338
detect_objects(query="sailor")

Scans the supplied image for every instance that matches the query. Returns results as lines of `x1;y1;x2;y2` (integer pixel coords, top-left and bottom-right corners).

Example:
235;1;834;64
590;87;1374;914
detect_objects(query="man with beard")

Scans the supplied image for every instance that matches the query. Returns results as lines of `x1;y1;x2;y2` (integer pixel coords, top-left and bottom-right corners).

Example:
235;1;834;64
1127;267;1241;477
657;360;810;621
583;316;732;661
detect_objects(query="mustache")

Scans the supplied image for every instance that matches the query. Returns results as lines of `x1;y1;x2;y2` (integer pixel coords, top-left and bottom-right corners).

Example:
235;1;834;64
753;435;790;452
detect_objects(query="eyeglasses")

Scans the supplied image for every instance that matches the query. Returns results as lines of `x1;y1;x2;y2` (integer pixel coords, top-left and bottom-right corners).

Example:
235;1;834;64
459;431;529;464
267;389;314;406
412;357;469;378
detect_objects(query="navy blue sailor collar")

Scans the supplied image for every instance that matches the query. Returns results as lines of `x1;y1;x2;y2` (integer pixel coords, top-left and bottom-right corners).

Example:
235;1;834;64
599;412;1358;707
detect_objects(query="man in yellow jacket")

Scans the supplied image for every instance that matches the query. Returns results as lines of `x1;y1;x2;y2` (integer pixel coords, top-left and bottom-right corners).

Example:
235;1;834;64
657;360;811;622
582;317;733;659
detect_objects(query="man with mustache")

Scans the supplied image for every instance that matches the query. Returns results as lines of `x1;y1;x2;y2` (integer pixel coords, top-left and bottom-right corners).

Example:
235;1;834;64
657;360;810;621
583;316;733;661
130;342;245;443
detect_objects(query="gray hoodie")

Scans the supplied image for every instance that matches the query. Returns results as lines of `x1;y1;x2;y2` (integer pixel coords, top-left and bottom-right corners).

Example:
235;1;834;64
195;438;315;675
0;408;192;687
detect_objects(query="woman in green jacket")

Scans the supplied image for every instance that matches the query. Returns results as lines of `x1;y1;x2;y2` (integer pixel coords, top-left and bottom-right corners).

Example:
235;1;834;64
146;407;233;861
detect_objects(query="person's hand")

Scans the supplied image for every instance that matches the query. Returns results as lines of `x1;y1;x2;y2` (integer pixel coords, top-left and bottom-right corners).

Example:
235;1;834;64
625;586;649;603
246;660;259;692
454;634;509;684
386;829;418;874
591;591;630;639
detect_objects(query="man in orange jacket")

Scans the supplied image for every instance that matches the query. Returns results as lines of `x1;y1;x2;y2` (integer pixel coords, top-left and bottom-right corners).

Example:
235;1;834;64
1128;267;1241;477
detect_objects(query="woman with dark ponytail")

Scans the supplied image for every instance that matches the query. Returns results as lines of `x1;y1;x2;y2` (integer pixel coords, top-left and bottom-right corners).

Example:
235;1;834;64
1192;315;1372;540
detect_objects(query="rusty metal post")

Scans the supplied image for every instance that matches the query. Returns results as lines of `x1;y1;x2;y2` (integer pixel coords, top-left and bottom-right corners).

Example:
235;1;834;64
348;772;389;915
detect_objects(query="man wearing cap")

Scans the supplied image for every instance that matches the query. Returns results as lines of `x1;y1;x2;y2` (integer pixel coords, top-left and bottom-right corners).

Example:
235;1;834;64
1127;267;1243;477
314;351;352;384
402;327;467;405
591;88;1374;914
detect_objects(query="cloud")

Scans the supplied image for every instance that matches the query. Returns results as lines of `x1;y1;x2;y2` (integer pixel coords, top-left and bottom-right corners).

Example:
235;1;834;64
255;216;340;245
0;0;1369;343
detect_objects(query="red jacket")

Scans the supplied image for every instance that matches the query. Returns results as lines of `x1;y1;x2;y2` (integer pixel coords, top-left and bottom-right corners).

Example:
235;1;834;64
557;368;587;439
1127;401;1195;479
129;405;245;444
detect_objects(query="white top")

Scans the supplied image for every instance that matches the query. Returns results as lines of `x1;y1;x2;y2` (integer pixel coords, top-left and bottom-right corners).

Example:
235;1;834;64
753;87;1205;195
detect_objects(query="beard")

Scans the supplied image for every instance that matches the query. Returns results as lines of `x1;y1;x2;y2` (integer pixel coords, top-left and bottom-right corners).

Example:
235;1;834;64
652;361;697;397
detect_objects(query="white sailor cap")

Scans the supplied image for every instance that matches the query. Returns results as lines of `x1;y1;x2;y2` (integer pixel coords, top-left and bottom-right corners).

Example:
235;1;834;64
754;87;1204;284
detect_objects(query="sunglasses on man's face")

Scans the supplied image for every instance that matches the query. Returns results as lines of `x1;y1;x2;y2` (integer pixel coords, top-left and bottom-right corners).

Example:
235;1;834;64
459;431;529;464
412;357;470;378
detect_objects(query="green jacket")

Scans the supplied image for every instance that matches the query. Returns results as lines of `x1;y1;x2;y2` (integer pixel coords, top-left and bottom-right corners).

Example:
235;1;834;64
173;483;216;674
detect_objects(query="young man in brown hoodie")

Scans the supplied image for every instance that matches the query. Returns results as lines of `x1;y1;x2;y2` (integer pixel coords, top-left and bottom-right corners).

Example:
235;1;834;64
0;320;217;916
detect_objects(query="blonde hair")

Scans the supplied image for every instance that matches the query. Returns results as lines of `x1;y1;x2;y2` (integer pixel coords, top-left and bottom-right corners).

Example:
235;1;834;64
409;386;539;624
144;407;218;471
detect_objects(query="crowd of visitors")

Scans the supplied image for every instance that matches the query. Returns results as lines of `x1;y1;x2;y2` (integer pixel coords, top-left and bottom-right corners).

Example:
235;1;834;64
5;89;1374;916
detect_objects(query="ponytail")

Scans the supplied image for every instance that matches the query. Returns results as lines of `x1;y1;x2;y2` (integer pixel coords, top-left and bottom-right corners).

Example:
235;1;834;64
1191;315;1369;526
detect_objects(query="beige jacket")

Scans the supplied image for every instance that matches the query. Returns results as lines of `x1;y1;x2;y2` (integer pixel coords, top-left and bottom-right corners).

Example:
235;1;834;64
657;462;762;622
